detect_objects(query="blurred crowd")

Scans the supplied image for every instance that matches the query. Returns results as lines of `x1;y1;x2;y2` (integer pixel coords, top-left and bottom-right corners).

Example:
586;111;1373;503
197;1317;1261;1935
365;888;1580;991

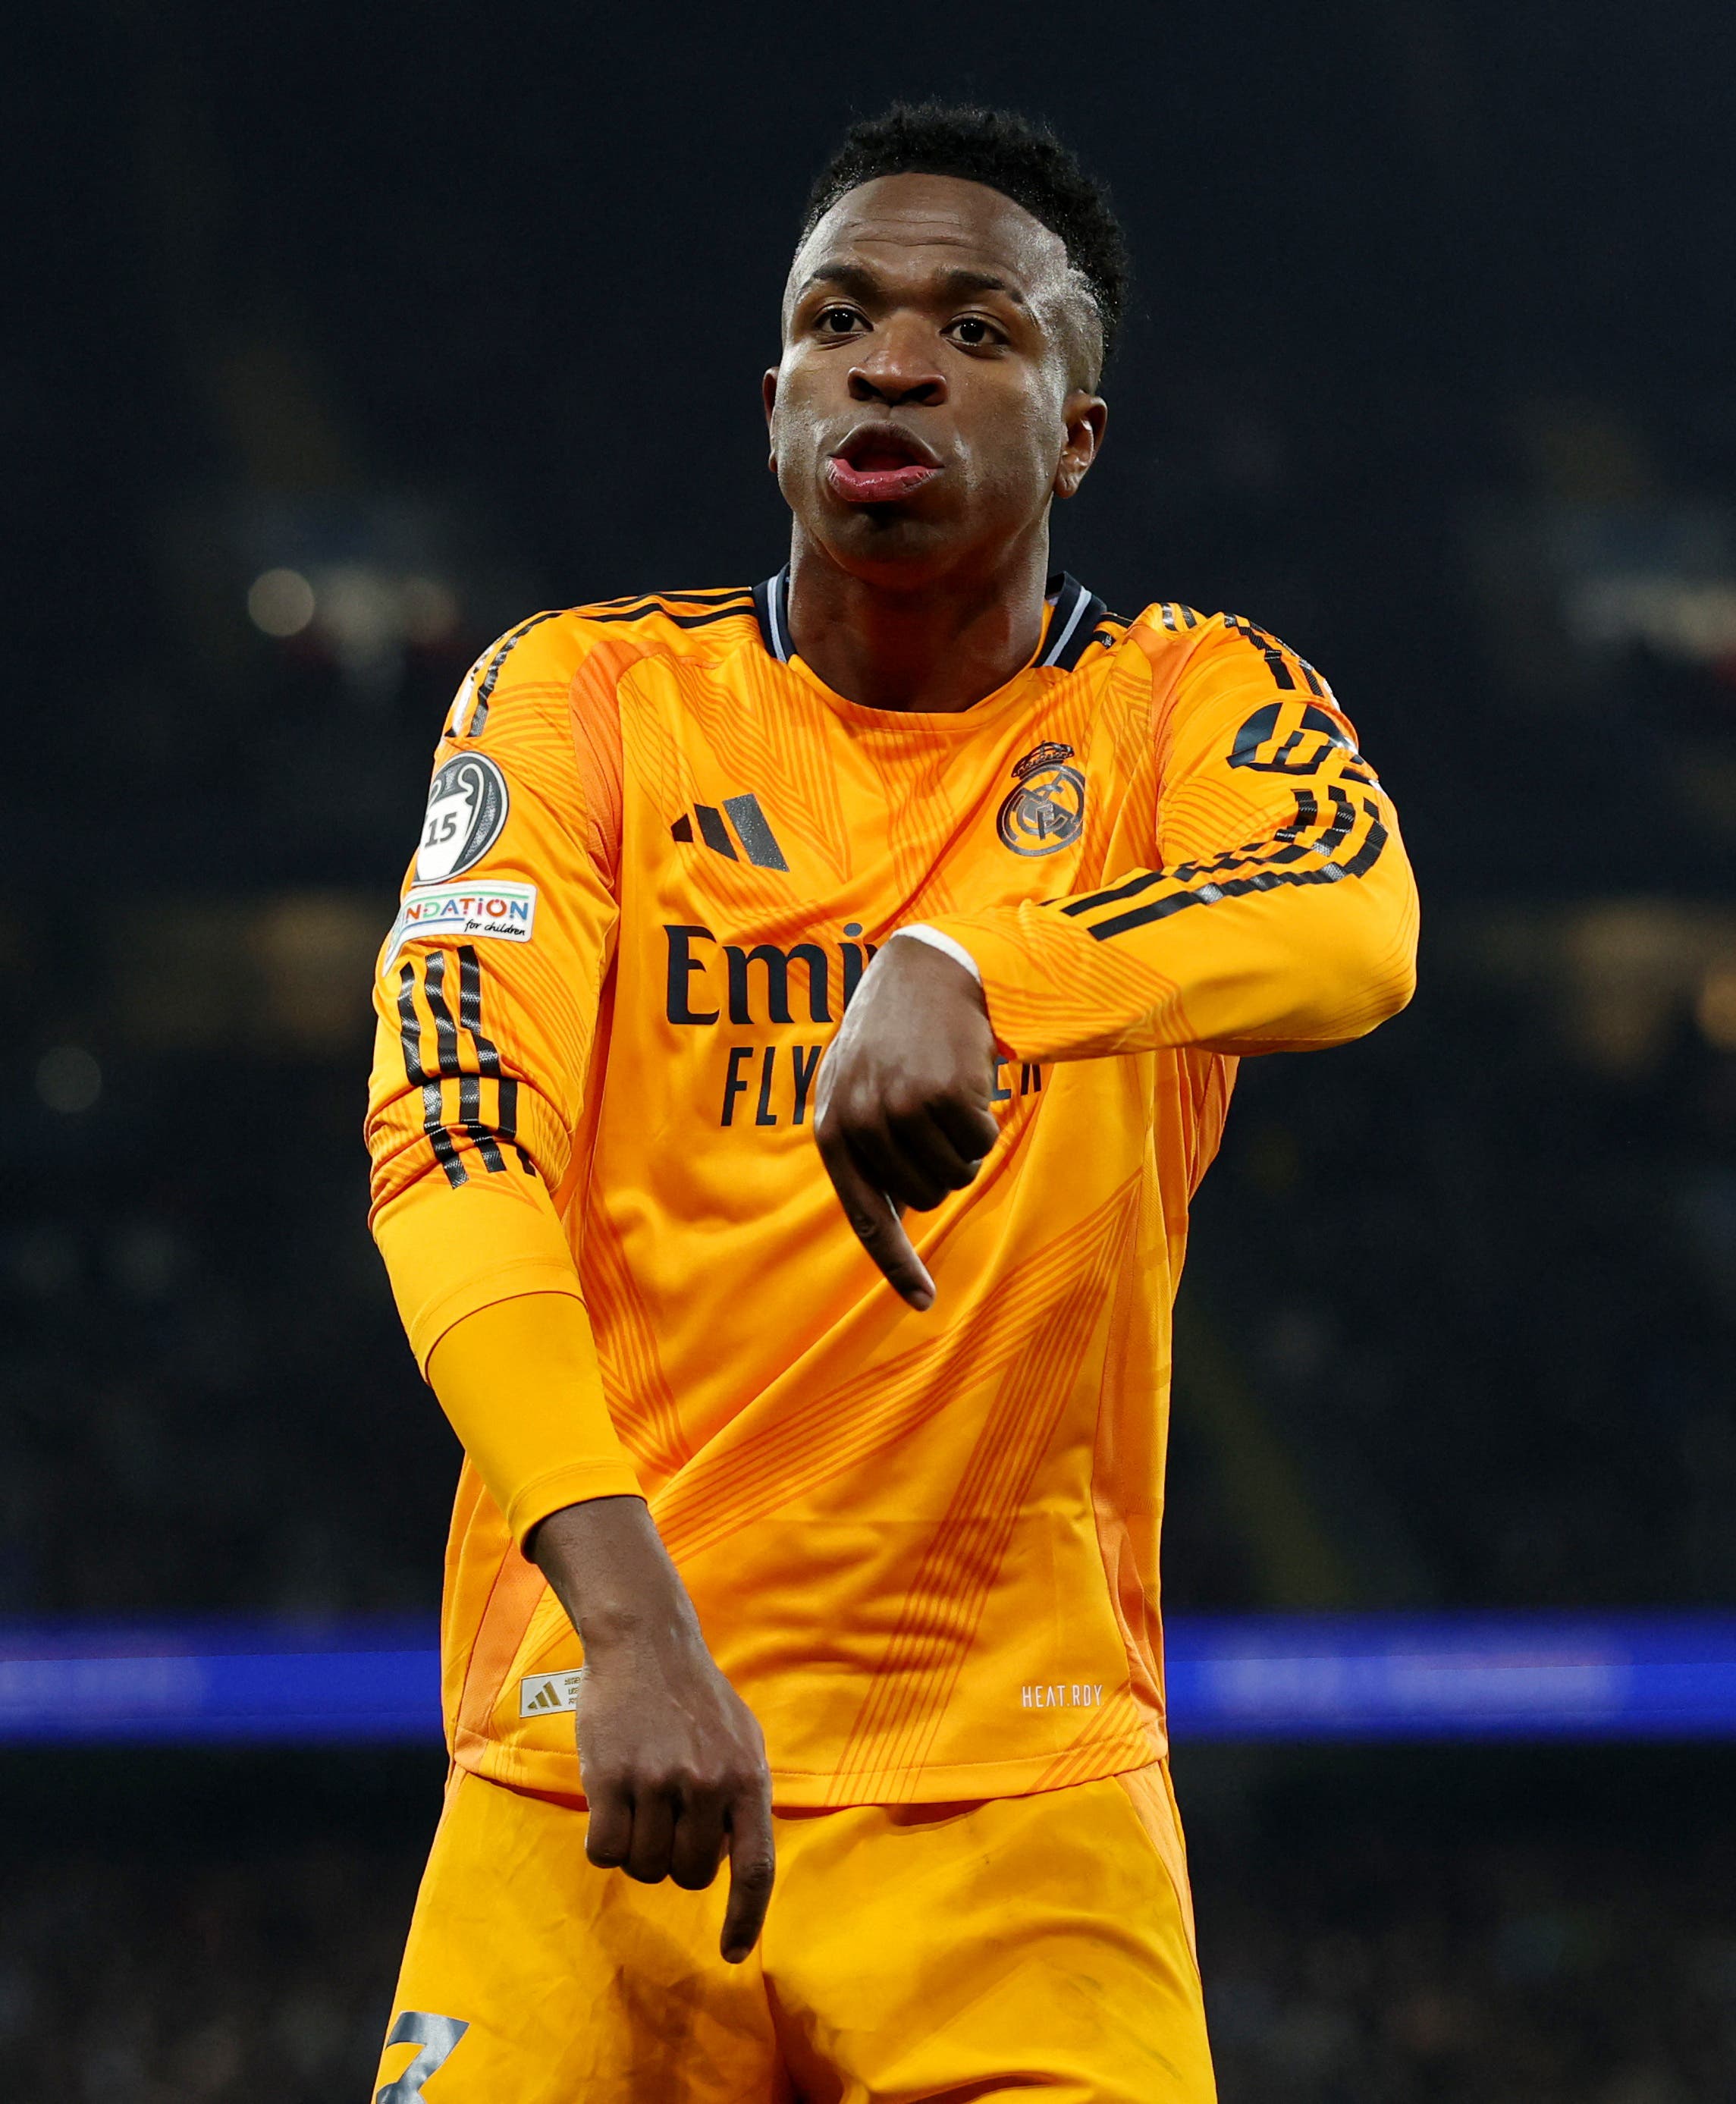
0;1843;411;2102
5;1050;450;1616
1203;1830;1736;2102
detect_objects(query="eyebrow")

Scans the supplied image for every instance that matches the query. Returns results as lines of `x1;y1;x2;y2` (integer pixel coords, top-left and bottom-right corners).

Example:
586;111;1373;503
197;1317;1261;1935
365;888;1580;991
933;266;1031;312
795;259;1034;313
794;261;883;306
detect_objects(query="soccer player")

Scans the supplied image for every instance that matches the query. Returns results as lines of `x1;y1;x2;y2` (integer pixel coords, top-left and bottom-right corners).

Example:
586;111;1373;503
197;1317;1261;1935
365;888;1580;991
366;102;1416;2102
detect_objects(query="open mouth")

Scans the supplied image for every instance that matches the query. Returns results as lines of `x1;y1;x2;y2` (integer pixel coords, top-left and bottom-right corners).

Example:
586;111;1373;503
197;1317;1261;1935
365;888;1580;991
825;426;942;505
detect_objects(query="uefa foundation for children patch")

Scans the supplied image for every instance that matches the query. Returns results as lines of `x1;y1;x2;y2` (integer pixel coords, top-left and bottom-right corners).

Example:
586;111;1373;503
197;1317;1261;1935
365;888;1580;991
385;881;537;963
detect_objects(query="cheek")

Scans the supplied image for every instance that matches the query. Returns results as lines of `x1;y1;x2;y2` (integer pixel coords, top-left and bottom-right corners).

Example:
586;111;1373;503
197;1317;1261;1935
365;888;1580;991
963;398;1063;503
768;362;812;447
769;375;828;503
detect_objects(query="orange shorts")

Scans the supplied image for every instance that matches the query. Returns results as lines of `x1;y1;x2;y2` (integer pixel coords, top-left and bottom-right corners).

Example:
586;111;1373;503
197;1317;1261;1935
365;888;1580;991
373;1761;1215;2102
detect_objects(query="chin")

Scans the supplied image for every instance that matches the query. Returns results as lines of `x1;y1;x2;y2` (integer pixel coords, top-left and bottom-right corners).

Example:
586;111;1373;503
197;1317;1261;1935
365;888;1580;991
814;503;963;581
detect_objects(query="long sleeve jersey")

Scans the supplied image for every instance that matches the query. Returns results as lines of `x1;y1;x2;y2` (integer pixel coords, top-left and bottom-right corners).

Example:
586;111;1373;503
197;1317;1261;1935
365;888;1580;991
365;572;1418;1807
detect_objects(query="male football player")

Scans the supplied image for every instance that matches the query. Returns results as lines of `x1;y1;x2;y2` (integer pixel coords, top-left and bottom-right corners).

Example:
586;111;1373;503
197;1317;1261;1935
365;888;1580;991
367;102;1417;2102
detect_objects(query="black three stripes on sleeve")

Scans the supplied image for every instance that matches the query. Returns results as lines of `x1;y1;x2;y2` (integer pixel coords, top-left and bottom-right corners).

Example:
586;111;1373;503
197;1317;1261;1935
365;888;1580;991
1223;612;1329;698
1056;785;1389;944
461;611;567;740
395;946;538;1185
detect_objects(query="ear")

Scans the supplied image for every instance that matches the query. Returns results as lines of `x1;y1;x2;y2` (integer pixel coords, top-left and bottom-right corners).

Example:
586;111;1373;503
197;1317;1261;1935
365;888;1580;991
762;366;780;473
1054;393;1108;501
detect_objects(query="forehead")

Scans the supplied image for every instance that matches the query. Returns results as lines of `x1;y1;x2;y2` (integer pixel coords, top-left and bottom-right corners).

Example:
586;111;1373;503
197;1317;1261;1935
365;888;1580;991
790;171;1072;303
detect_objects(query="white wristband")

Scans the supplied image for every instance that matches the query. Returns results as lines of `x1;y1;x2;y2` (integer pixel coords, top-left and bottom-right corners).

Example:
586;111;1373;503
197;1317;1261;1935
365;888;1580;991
893;924;982;983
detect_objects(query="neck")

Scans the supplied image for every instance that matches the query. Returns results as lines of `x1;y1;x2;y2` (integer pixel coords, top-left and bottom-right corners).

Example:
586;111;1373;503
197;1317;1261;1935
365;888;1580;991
783;522;1053;714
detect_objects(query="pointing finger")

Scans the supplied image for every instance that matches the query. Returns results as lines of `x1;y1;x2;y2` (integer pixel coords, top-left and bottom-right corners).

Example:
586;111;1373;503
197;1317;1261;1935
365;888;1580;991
719;1785;777;1964
817;1126;936;1310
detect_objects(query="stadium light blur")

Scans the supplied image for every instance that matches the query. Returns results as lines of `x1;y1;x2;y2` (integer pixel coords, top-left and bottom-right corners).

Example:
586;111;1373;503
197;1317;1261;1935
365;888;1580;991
246;567;317;637
3;1615;1736;1745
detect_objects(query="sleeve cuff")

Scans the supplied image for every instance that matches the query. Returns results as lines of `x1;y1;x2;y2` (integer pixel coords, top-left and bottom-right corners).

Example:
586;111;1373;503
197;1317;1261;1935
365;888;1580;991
505;1459;646;1550
893;923;982;982
397;1255;589;1376
912;905;1176;1063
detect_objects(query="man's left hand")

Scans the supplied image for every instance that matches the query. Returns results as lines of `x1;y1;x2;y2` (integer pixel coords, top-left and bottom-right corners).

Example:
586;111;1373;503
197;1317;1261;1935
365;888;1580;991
813;934;1001;1311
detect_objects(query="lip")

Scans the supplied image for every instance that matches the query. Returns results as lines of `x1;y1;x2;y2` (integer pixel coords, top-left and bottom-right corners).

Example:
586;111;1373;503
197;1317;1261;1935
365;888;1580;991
825;420;943;505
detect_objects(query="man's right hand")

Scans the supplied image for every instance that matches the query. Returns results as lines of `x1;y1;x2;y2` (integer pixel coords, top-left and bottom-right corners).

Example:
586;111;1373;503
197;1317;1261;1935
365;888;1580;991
529;1496;775;1964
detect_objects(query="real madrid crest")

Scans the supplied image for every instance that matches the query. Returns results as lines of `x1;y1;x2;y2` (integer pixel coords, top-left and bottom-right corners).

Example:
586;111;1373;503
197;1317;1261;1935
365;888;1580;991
997;741;1086;858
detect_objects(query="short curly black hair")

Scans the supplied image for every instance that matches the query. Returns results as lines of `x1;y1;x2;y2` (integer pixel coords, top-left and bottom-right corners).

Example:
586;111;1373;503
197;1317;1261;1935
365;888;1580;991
801;102;1129;378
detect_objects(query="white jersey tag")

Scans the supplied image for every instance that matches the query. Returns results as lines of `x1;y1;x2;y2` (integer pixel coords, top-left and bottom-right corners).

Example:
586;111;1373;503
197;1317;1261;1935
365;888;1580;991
518;1670;582;1718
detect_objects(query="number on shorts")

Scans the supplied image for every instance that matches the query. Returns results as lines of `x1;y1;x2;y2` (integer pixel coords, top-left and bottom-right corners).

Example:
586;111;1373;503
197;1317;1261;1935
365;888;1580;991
375;2011;469;2102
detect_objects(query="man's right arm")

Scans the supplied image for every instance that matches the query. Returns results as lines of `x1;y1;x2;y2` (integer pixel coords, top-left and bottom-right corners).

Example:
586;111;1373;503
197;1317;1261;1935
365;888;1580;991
366;622;774;1959
427;1302;774;1962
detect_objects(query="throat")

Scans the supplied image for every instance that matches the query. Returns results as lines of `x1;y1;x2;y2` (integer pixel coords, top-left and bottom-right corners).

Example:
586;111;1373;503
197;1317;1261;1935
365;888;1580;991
784;542;1052;714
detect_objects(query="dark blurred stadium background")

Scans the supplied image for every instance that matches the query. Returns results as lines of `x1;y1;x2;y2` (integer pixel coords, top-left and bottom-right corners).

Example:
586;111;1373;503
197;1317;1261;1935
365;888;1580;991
10;2;1736;2096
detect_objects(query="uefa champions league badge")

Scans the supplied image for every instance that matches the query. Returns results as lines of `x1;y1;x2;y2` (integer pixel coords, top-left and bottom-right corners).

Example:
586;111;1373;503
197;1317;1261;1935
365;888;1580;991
997;741;1086;857
416;754;510;881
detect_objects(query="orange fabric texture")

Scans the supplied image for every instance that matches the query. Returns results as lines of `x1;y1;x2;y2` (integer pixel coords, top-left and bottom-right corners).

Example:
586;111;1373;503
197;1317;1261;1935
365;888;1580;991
365;586;1417;1807
375;1761;1216;2103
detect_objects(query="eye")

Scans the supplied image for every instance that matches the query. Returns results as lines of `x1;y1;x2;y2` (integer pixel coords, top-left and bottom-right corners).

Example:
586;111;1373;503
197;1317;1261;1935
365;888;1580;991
945;315;1006;350
815;305;866;338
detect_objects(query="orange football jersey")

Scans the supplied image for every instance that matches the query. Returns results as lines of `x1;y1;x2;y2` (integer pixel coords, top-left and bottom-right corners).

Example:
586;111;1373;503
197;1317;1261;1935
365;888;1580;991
365;573;1417;1806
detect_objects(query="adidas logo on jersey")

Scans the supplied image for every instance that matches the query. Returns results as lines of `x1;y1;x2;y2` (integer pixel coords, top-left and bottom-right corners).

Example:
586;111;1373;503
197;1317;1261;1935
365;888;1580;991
518;1671;582;1718
670;793;788;871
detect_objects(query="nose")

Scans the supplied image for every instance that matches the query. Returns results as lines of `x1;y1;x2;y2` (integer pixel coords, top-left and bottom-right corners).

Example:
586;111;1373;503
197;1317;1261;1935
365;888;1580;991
847;316;947;409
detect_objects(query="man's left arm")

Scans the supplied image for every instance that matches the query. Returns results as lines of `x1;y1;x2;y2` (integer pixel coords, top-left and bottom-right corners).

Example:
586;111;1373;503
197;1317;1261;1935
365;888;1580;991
815;628;1419;1304
924;630;1419;1063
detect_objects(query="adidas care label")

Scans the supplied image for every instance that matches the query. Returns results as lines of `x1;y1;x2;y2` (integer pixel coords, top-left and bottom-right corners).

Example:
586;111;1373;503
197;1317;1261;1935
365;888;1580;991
519;1671;582;1717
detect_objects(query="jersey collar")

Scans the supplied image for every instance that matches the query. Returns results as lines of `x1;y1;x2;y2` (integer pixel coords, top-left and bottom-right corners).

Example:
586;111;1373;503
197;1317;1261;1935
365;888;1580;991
751;569;793;664
752;568;1106;676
